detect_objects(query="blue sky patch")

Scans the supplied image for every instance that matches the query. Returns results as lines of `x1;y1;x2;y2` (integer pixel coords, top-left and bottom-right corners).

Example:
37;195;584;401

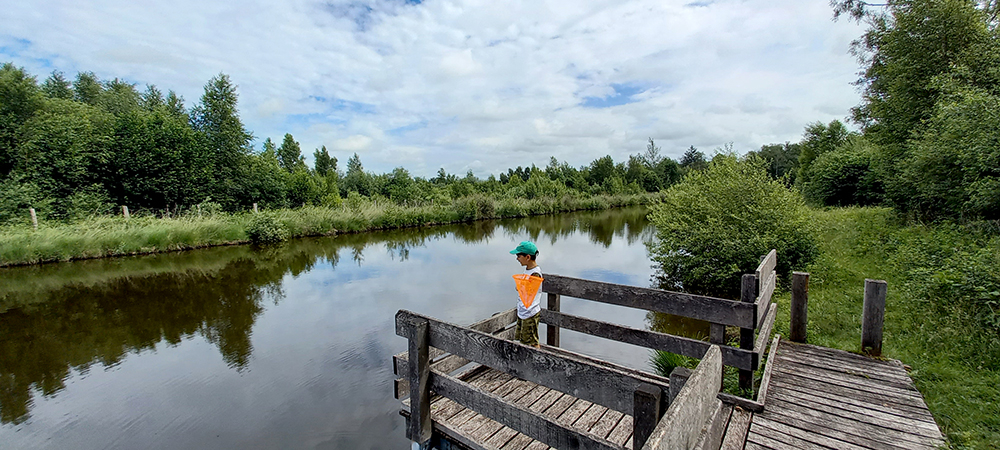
388;120;428;136
581;83;646;108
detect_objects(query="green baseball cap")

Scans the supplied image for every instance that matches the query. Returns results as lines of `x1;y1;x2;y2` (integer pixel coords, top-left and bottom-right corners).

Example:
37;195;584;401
510;241;538;255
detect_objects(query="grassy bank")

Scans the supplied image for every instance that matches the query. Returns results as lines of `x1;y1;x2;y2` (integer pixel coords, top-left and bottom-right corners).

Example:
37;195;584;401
0;192;661;267
768;207;1000;449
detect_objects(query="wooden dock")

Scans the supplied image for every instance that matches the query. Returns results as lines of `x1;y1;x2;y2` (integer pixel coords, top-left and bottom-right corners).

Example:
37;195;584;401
392;251;945;450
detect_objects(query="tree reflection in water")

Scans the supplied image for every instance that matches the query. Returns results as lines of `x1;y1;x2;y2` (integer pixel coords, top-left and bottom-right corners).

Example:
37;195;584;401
0;206;651;425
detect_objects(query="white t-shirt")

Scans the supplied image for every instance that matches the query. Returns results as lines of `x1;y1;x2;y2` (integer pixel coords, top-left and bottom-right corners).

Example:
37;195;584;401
517;266;542;319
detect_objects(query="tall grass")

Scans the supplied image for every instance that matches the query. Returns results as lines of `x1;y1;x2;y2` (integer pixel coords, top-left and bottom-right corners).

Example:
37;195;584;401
0;192;662;267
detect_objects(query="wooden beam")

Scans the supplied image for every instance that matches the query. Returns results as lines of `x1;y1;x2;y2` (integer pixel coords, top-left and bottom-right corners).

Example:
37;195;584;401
408;319;432;447
756;335;781;406
546;293;561;347
739;274;757;391
431;369;622;450
862;279;888;356
633;383;663;450
394;309;517;374
755;271;775;328
716;392;764;413
790;272;809;343
753;303;777;370
395;327;515;399
541;274;756;328
396;309;659;414
643;346;723;450
755;249;776;282
540;309;757;371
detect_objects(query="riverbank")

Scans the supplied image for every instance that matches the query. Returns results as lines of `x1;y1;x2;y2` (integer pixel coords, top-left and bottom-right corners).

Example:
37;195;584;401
0;192;661;267
770;207;1000;449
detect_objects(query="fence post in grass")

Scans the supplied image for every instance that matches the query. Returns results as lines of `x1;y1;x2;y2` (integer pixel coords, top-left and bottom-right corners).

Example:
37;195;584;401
408;319;432;449
739;273;758;391
546;293;560;347
197;204;202;218
633;383;663;450
790;272;809;343
253;203;258;213
122;205;130;220
862;279;888;356
29;207;37;230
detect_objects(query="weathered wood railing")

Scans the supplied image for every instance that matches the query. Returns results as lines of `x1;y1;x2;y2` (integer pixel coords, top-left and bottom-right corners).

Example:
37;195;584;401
393;249;781;449
542;249;778;393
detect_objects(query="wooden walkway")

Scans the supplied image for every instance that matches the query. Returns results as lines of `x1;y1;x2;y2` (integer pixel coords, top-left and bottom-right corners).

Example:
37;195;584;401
401;339;945;450
728;340;945;450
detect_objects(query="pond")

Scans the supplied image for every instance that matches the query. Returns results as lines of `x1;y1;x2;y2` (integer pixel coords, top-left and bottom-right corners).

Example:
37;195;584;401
0;207;687;450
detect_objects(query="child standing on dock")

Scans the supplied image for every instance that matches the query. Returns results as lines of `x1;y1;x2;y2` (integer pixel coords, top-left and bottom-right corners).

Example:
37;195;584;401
511;241;542;348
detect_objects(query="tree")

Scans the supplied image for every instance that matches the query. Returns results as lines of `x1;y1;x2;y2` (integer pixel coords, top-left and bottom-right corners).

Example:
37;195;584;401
749;142;800;184
41;71;73;100
277;133;304;173
190;73;253;209
587;155;616;186
797;120;851;186
679;146;707;171
643;138;664;167
801;137;884;207
313;145;335;176
0;63;43;178
72;72;103;105
648;154;816;298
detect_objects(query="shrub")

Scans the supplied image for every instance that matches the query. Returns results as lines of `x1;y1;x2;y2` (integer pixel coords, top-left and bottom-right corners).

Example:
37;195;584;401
648;154;816;298
245;214;288;244
802;137;884;207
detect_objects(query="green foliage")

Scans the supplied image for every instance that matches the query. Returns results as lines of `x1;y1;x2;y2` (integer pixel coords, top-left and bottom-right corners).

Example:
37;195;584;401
0;63;44;178
650;351;695;378
748;142;800;185
190;74;253;210
648;154;816;298
313;145;335;176
277;133;304;173
898;82;1000;219
796;120;852;187
285;168;321;207
245;214;288;244
802;136;884;207
679;146;707;172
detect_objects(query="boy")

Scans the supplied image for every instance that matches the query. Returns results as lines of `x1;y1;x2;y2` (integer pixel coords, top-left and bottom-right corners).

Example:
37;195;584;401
510;241;542;348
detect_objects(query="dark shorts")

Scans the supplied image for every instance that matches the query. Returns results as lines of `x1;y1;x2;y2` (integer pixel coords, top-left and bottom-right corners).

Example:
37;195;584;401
515;313;540;346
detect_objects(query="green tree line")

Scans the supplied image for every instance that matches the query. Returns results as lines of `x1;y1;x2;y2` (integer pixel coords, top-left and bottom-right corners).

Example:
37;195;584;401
746;0;1000;221
0;66;711;225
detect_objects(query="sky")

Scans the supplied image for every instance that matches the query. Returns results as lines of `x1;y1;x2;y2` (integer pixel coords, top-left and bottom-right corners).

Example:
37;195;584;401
0;0;865;178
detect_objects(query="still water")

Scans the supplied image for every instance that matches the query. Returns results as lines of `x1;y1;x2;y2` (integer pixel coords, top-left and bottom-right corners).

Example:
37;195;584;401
0;207;675;450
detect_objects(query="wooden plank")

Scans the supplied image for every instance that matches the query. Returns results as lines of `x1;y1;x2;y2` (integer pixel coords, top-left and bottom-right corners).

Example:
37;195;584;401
770;361;925;401
755;272;775;328
394;309;518;372
541;274;756;328
541;344;670;386
717;392;764;413
397;310;660;414
541;309;757;371
409;320;432;446
575;403;610;435
772;349;922;396
758;409;919;450
861;279;888;355
768;388;941;435
766;370;933;413
769;378;937;424
546;293;560;347
643;346;723;450
755;335;780;405
739;274;757;391
719;407;752;450
397;328;516;399
589;409;625;440
779;341;901;368
789;272;808;343
765;397;944;448
606;414;633;447
752;415;871;450
754;250;776;284
692;403;731;450
775;348;915;385
432;370;621;450
752;303;777;370
748;422;831;450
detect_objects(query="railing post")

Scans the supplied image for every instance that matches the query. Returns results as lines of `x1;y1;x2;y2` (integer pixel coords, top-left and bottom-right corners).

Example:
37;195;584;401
709;323;725;345
790;272;809;343
633;383;662;450
668;366;692;405
739;274;757;391
408;319;432;448
546;293;560;347
862;279;888;356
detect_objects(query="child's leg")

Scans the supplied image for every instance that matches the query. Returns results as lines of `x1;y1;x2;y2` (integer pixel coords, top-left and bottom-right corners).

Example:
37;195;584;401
523;313;540;347
515;317;524;343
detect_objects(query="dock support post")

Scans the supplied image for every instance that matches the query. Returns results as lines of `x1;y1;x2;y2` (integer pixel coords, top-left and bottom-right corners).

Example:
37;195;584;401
862;279;887;356
546;293;560;347
29;207;37;230
633;383;662;450
739;274;757;391
408;319;432;448
790;272;809;343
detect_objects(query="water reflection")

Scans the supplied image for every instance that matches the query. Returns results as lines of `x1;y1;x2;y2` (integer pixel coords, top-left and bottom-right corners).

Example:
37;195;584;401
0;207;651;427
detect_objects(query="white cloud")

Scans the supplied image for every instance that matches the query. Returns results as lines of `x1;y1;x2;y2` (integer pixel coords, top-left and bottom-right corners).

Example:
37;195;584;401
0;0;864;178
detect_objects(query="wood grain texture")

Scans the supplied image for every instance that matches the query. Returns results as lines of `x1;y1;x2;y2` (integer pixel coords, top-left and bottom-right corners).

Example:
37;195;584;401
755;271;775;328
546;293;560;347
755;250;776;284
755;335;780;406
409;320;432;445
643;346;723;450
861;279;888;355
541;309;757;371
719;407;752;450
789;272;809;343
541;274;755;328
